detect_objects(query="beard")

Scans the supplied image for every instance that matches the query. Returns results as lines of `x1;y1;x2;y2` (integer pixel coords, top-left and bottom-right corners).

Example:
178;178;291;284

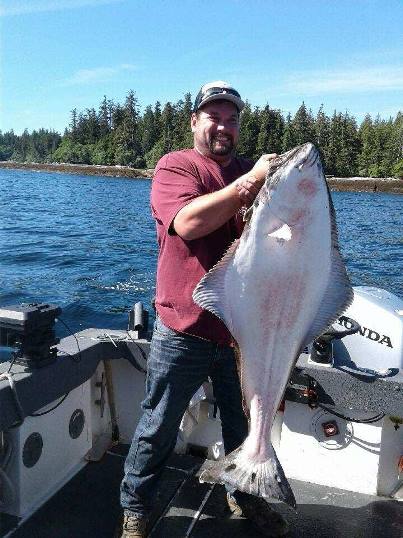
209;135;234;156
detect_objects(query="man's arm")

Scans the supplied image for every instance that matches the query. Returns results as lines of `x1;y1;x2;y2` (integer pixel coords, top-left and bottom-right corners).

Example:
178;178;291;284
173;154;277;240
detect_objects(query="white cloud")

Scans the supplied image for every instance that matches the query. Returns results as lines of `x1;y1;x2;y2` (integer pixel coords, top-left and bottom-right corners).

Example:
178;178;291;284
0;0;122;16
61;64;136;86
284;66;403;95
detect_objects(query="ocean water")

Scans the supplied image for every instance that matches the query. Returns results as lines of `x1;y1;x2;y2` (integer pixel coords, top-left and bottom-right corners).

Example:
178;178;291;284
0;169;402;336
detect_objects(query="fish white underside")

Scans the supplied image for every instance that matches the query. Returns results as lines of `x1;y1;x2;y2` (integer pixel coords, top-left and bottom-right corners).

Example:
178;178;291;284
222;197;331;454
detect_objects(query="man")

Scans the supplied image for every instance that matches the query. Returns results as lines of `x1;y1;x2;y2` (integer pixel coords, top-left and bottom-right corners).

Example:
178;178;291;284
119;81;288;537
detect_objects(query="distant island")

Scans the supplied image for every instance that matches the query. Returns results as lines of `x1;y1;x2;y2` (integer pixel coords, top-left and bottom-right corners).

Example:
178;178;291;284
0;160;401;193
1;90;402;183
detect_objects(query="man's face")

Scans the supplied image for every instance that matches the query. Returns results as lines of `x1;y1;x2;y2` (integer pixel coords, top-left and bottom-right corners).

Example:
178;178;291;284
191;101;240;164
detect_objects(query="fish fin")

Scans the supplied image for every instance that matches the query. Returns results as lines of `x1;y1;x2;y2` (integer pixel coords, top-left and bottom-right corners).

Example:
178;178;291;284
192;239;239;325
243;204;254;223
199;444;296;509
233;343;250;417
301;197;354;349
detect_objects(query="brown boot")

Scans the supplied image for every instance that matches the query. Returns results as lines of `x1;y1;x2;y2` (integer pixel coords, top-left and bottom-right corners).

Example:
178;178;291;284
120;511;148;538
227;492;289;537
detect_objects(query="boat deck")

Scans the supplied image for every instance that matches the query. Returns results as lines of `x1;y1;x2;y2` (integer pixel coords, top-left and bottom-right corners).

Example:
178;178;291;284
2;444;402;538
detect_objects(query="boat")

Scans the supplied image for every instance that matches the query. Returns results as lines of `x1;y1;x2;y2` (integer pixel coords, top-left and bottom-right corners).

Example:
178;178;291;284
0;286;402;537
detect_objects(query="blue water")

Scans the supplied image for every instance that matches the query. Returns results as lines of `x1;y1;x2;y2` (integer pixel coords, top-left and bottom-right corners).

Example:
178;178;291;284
0;169;402;337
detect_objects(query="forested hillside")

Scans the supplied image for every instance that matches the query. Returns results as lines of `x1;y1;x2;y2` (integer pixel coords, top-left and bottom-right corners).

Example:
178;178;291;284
1;91;402;178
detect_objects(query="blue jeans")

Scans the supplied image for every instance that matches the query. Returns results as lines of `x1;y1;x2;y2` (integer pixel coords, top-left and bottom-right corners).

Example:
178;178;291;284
120;317;248;516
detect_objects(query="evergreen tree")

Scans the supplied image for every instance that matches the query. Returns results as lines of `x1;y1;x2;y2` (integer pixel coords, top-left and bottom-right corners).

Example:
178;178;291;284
98;96;111;138
281;113;295;152
292;103;315;146
154;101;162;134
172;93;193;150
256;105;284;156
114;91;143;166
11;129;30;161
160;101;175;154
391;112;403;177
140;105;157;154
91;134;115;165
315;105;331;171
373;117;397;177
357;115;375;176
69;108;78;141
238;102;260;160
112;103;125;130
87;108;101;145
0;130;17;160
142;102;161;167
327;111;343;175
339;112;360;176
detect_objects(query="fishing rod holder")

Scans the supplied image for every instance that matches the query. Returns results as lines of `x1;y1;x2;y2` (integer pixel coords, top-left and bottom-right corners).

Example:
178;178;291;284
0;303;61;369
128;302;149;339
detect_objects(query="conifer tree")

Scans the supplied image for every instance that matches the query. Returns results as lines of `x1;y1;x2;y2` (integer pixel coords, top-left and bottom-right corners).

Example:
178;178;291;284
391;112;403;177
357;115;375;176
160;102;175;154
315;105;331;171
256;105;284;157
98;96;111;138
238;103;260;160
281;113;295;152
171;93;193;150
140;105;157;154
69;109;78;141
292;103;315;146
114;90;143;166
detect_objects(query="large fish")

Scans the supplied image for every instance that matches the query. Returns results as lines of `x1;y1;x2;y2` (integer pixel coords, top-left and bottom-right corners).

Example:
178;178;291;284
193;142;353;508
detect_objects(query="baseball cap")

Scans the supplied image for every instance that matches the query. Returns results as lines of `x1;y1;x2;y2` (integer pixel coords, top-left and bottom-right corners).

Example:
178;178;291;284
193;81;245;113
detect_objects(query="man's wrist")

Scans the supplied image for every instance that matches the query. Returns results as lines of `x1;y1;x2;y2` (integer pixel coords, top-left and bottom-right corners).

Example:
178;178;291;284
234;180;249;207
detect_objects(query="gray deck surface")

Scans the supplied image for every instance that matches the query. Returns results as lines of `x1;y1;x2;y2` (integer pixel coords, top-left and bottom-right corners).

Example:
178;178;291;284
2;445;402;538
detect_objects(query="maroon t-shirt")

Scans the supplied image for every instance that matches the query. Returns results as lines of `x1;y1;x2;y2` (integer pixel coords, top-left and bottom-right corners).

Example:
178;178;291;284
150;148;253;345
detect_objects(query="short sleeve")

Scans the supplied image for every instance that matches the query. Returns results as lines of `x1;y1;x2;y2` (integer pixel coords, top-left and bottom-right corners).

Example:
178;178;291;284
151;152;205;231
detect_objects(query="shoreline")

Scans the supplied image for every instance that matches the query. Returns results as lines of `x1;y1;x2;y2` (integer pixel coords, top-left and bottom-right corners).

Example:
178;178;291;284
0;160;154;179
326;176;402;194
1;160;402;193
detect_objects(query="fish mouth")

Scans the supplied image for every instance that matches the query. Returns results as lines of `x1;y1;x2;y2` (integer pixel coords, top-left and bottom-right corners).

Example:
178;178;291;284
264;143;319;191
296;144;319;170
243;143;321;225
267;143;318;179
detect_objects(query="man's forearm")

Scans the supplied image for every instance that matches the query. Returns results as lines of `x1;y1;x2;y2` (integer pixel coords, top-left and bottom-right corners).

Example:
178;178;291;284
173;153;277;241
173;182;242;240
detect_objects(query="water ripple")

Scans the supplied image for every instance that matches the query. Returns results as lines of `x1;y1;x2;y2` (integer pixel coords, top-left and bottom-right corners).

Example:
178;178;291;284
0;169;401;333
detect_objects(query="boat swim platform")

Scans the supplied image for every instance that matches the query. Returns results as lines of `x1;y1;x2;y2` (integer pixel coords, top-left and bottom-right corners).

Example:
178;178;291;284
2;445;402;538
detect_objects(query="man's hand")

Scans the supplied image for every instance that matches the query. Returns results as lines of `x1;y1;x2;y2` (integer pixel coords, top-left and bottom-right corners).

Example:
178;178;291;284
235;153;277;205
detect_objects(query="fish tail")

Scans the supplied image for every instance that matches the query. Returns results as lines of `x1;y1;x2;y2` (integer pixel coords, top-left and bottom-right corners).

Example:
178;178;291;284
199;443;296;509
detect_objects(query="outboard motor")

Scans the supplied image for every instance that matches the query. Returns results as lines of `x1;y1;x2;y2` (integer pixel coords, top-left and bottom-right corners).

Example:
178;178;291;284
309;287;403;373
331;286;403;373
279;286;403;498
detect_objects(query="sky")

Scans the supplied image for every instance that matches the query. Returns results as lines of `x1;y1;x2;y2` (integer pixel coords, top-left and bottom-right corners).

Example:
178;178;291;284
0;0;402;134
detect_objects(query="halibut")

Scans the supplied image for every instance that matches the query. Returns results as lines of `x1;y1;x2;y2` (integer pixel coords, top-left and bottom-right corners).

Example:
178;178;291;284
193;143;353;507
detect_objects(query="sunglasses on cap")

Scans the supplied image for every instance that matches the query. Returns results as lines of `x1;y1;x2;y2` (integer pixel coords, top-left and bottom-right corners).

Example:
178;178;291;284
193;86;243;112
